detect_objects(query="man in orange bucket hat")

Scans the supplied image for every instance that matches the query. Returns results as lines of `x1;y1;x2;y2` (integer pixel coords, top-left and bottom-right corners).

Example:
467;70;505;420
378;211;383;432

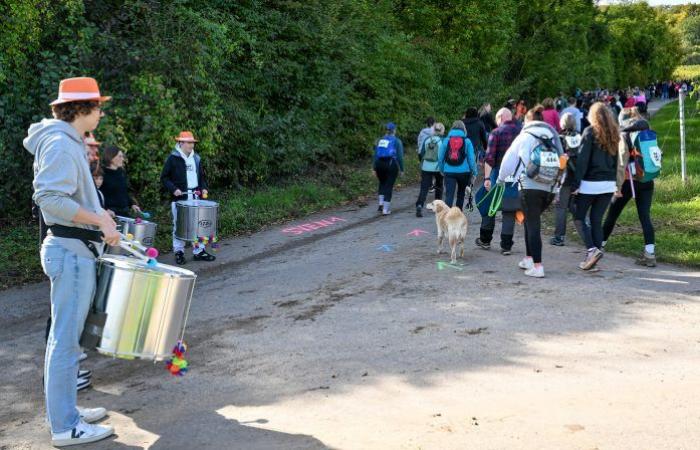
24;77;117;446
160;130;214;265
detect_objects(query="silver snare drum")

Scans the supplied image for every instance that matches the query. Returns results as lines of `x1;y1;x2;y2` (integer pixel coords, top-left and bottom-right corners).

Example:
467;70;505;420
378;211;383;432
92;255;196;361
175;199;218;241
108;216;158;254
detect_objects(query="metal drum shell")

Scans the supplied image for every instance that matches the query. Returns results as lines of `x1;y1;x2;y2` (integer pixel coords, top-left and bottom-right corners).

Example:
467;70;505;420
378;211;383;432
175;200;219;242
93;255;196;361
107;216;158;255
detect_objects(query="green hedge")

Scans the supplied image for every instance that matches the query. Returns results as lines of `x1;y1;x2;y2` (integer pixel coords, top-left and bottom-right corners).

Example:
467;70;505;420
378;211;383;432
0;0;683;218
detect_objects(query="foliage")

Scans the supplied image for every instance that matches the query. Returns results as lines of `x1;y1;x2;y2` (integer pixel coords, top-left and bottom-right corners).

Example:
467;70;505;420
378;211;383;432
673;65;700;80
0;0;684;220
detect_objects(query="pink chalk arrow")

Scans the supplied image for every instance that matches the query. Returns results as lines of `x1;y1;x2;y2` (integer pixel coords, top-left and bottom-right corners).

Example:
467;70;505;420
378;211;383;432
407;229;429;237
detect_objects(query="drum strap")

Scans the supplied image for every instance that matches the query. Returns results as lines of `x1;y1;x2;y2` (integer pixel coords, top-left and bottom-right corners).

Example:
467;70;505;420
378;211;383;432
47;225;102;258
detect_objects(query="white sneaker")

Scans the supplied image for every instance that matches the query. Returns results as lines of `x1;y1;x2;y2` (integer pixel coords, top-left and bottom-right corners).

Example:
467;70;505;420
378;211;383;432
77;376;91;392
78;406;107;423
79;352;88;362
51;420;114;447
524;266;545;278
518;258;534;270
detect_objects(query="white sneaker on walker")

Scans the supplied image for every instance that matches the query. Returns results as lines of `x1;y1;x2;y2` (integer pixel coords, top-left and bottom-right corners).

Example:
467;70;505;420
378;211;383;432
51;420;113;447
78;406;107;423
518;258;534;270
524;266;545;278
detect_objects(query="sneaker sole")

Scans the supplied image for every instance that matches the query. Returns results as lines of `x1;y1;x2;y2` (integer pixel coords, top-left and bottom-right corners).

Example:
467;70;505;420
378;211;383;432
580;252;603;271
52;429;114;447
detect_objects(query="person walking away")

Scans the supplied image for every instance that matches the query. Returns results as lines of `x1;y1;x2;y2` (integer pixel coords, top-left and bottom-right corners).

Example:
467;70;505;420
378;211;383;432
571;102;620;270
602;106;658;267
416;122;445;217
373;122;405;215
475;108;521;254
25;76;118;446
550;113;582;246
417;117;435;158
478;103;497;133
541;98;561;133
515;100;528;125
561;97;583;132
463;107;489;169
160;130;214;264
496;105;565;278
100;146;141;217
439;121;477;210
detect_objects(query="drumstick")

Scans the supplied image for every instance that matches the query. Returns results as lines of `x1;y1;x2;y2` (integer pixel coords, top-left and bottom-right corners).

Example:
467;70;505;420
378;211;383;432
119;233;159;266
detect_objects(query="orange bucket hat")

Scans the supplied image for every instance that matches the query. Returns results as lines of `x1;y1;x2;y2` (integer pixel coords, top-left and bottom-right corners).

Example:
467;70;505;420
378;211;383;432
174;131;198;143
50;77;111;106
85;133;101;146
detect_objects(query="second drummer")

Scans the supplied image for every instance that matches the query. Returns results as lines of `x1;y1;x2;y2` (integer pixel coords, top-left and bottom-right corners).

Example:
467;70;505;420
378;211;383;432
160;130;215;265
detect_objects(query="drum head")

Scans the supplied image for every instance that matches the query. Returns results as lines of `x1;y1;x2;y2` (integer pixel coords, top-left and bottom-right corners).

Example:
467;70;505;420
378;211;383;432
99;255;196;278
176;199;218;208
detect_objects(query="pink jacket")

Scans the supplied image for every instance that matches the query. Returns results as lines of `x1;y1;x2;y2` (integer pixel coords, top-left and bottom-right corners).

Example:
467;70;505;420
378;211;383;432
542;109;561;132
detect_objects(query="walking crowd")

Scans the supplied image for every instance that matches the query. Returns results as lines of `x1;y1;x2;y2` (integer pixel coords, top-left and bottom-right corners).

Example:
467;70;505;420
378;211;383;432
373;83;683;278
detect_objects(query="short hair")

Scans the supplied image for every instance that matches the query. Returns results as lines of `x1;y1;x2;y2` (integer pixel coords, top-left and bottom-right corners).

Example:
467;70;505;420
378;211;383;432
464;107;478;119
101;145;122;168
568;97;576;105
560;112;576;131
451;120;467;133
433;122;445;135
426;116;435;127
51;100;100;122
495;107;513;125
541;98;555;110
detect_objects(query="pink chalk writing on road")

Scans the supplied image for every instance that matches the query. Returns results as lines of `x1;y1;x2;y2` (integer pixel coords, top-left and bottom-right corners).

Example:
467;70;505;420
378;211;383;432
282;217;347;235
407;228;429;237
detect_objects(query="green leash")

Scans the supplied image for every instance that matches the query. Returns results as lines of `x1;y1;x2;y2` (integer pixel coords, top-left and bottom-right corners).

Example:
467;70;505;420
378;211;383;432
474;183;506;217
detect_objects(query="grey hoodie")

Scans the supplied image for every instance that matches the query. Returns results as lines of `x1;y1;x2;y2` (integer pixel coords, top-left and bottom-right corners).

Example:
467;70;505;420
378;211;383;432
497;121;564;192
24;119;105;256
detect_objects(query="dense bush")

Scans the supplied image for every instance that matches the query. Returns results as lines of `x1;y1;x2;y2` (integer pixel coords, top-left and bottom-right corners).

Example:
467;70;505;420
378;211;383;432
0;0;683;218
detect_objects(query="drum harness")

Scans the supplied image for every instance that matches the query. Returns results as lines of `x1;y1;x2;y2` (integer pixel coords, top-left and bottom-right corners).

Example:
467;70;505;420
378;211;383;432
47;224;102;258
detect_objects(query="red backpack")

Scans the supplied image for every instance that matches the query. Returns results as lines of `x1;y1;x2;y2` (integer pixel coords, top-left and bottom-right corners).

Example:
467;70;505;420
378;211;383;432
445;136;466;166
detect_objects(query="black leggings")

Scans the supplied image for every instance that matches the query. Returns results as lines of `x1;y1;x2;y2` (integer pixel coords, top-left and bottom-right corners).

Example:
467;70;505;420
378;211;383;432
375;158;399;202
603;180;655;245
521;189;553;264
574;192;613;250
416;171;443;207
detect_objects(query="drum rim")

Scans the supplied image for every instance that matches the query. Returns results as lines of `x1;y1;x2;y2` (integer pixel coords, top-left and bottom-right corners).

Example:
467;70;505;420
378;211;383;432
176;199;219;207
98;255;197;279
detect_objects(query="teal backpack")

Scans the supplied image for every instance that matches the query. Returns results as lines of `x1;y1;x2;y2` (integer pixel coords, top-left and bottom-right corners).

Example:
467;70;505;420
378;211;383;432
629;130;662;182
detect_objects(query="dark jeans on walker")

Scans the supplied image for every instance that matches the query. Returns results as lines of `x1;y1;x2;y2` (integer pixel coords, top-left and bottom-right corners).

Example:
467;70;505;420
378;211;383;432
603;180;655;245
374;158;399;202
553;184;572;238
444;172;472;210
574;192;613;250
416;171;443;208
521;189;553;264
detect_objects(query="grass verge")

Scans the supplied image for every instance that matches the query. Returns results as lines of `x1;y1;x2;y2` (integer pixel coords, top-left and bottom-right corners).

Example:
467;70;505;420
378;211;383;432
601;100;700;266
0;158;421;290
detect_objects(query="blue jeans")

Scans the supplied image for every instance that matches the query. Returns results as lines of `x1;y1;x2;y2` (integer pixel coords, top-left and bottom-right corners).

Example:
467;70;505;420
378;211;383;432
41;243;96;433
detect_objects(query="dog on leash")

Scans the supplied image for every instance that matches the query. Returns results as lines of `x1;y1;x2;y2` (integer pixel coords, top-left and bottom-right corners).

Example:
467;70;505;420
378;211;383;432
432;199;468;264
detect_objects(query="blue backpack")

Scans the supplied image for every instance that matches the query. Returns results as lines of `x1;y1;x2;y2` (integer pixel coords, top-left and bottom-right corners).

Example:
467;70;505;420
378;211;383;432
629;129;661;182
376;135;397;159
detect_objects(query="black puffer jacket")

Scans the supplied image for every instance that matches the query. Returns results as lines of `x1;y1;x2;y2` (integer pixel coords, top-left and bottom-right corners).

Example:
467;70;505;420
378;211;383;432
461;117;488;155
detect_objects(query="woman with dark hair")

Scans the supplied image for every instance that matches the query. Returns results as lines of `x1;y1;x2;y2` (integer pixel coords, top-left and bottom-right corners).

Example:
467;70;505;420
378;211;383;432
100;145;141;217
572;102;620;270
462;107;488;168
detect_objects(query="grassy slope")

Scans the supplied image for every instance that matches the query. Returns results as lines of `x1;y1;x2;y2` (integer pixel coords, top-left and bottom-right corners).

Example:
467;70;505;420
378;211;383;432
0;157;421;290
602;100;700;266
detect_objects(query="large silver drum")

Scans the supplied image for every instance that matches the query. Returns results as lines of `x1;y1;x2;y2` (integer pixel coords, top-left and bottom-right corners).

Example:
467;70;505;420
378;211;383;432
175;200;218;241
91;255;196;361
108;216;158;255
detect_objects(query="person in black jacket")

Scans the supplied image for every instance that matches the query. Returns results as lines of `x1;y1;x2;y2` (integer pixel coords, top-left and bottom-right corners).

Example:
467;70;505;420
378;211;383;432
160;130;214;264
100;145;140;217
572;102;619;271
462;107;489;169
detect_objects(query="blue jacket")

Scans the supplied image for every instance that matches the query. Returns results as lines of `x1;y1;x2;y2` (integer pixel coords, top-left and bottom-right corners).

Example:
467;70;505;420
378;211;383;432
438;129;477;175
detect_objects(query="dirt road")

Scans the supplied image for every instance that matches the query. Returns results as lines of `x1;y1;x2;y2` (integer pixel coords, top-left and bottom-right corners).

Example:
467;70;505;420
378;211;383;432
2;176;699;449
